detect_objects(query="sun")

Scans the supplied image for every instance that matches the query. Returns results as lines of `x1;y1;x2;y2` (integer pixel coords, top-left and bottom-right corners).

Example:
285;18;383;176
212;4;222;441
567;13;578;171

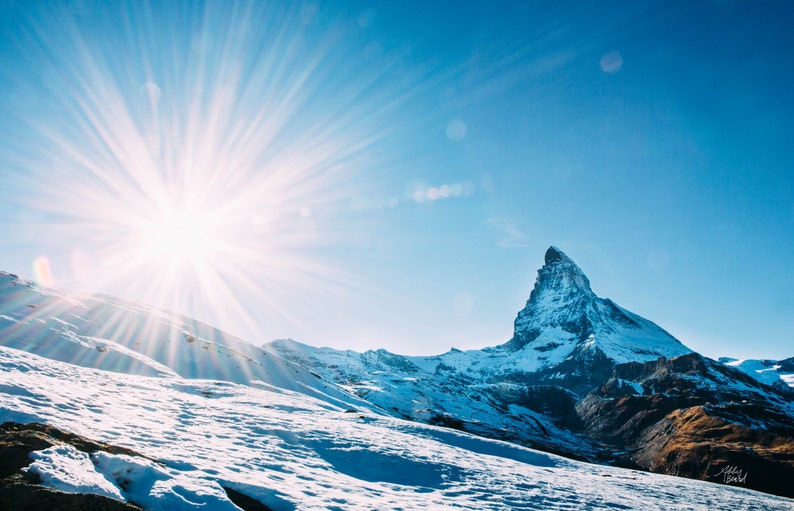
136;206;217;267
9;1;412;345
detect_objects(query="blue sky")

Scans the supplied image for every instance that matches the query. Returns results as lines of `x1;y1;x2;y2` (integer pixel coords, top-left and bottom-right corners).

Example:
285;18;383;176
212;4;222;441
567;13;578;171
0;1;791;360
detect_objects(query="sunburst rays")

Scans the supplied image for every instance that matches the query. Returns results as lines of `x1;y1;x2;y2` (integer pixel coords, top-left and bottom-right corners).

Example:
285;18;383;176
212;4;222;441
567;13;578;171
6;1;416;344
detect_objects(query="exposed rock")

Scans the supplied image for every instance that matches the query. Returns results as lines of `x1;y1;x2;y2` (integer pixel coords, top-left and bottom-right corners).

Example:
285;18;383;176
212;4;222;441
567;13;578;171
0;422;144;511
222;486;275;511
576;355;794;498
634;406;794;498
0;482;142;511
778;357;794;373
508;246;598;349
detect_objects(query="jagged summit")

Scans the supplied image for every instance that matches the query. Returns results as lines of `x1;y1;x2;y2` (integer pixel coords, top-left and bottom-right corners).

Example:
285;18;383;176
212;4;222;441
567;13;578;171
509;246;598;349
544;245;575;265
532;246;594;299
544;246;567;263
506;247;691;366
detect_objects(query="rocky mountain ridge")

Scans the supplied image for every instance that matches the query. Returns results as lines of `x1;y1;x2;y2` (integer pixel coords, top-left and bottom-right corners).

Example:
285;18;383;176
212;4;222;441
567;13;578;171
1;247;793;498
265;247;794;498
719;356;794;396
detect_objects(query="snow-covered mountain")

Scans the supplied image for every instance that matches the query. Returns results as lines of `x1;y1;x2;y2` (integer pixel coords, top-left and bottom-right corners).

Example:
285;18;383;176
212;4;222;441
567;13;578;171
718;356;794;394
265;247;794;498
267;248;693;391
0;271;372;413
1;246;793;507
507;247;691;361
262;338;594;460
3;346;789;510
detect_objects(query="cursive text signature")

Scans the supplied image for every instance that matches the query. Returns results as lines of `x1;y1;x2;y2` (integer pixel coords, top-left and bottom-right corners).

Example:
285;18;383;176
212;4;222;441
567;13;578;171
715;465;748;485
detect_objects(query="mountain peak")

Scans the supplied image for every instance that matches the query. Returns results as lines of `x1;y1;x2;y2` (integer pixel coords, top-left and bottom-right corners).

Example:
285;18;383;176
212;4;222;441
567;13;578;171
536;246;593;297
544;246;568;264
506;247;690;365
506;248;595;349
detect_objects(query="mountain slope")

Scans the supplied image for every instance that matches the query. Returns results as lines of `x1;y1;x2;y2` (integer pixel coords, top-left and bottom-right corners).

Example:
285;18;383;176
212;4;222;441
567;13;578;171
496;247;692;395
264;247;698;449
265;247;794;498
578;352;794;496
0;271;371;413
508;247;689;360
719;357;794;395
2;246;793;502
1;345;790;510
264;338;594;460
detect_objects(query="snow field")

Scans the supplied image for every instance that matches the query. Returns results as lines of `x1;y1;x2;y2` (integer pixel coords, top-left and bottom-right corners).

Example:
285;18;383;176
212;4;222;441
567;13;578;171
1;346;790;510
26;444;126;501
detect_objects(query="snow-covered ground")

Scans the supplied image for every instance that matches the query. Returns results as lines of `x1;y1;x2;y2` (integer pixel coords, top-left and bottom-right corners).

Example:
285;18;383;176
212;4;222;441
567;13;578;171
720;357;794;389
1;346;790;510
263;338;594;457
0;271;372;412
1;271;792;509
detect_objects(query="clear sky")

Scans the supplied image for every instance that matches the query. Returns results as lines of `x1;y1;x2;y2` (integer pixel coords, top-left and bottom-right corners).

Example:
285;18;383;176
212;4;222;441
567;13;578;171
0;1;791;360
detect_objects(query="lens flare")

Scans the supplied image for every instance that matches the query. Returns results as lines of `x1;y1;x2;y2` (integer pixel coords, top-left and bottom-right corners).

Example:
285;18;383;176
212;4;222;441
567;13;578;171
600;50;623;73
32;257;54;287
6;2;416;344
133;204;217;267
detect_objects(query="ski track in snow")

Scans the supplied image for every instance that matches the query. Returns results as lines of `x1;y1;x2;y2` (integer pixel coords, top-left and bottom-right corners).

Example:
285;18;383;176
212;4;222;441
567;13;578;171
0;347;790;511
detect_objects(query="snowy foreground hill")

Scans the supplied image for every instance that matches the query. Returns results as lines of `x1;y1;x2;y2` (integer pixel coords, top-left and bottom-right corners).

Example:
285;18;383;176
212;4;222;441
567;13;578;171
0;348;791;510
0;247;793;509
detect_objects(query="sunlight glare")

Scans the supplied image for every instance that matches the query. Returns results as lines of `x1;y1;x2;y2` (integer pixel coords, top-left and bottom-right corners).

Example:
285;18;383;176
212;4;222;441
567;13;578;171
136;207;216;266
8;1;414;345
32;256;54;287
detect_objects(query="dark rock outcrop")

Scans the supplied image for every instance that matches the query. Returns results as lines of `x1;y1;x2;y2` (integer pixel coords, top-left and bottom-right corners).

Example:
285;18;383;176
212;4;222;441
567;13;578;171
0;422;145;511
576;355;794;498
